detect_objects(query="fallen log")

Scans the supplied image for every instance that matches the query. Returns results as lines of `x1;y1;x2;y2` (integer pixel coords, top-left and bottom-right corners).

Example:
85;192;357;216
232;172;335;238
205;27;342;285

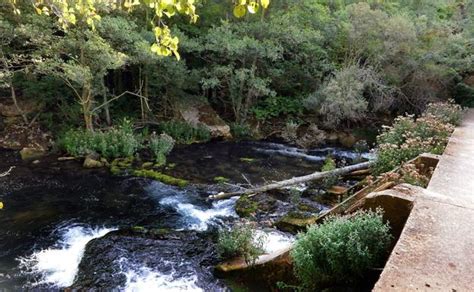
209;161;373;200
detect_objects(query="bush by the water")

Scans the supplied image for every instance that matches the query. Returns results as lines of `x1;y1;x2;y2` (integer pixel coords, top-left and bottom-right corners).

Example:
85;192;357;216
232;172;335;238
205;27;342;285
60;120;141;159
217;224;265;264
291;209;392;289
149;133;175;166
158;121;210;144
373;101;462;175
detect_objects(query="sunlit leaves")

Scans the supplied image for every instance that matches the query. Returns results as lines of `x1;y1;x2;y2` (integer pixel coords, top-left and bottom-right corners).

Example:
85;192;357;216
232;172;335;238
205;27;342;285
233;0;269;18
5;0;270;58
233;5;247;18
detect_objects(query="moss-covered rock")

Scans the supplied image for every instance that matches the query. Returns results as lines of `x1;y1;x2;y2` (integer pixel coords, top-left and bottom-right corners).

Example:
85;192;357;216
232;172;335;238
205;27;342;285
213;176;230;184
133;169;188;187
83;156;104;168
235;195;258;217
141;162;154;169
275;211;318;233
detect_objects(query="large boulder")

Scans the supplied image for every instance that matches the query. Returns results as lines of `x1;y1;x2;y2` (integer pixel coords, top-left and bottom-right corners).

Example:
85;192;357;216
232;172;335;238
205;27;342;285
178;100;232;139
72;228;224;290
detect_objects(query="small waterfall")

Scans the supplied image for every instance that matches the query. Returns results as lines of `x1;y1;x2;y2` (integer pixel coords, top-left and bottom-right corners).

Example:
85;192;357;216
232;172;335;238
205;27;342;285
119;258;203;292
18;225;115;288
145;180;238;231
159;195;238;231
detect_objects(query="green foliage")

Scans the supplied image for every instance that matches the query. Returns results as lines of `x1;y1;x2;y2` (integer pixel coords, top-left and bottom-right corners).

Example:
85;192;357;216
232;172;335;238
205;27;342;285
291;209;392;289
158;121;210;144
251;96;303;121
321;156;338;189
217;224;266;264
305;64;391;128
60;119;140;159
230;123;252;140
149;133;175;166
373;101;462;175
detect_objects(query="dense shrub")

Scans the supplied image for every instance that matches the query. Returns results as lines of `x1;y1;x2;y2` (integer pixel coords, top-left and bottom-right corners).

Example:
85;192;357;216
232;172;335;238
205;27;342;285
423;99;464;126
372;101;462;175
158;121;211;144
60;120;140;159
373;115;453;175
230;122;252;140
291;209;392;289
305;64;392;128
217;224;265;264
251;96;303;121
149;133;175;166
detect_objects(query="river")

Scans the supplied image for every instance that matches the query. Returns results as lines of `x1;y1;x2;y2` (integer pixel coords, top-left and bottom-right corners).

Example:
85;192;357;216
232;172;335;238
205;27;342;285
0;141;370;291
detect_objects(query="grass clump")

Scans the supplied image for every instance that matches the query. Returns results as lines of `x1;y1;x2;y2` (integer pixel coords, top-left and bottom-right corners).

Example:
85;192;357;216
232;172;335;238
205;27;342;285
133;169;188;187
291;209;392;289
217;224;266;265
149;133;175;166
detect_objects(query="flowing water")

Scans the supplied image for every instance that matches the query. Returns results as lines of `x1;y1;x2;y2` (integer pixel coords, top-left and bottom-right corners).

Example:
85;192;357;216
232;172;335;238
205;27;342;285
0;141;369;291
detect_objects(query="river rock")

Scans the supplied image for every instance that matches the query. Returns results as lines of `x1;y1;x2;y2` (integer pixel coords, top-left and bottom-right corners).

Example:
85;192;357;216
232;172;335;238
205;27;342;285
178;100;232;139
83;156;104;168
19;147;46;161
275;211;318;233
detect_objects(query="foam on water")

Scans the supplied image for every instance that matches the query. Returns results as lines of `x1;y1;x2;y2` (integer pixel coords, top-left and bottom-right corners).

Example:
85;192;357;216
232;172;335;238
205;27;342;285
122;264;203;292
160;196;238;231
252;142;374;162
255;229;295;254
18;225;114;288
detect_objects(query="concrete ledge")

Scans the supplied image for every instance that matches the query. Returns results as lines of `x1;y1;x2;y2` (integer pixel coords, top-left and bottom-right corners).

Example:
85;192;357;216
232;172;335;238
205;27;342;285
374;109;474;291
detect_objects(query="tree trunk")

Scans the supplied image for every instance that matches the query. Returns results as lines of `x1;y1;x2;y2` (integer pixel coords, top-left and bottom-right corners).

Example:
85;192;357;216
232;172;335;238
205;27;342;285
103;84;111;126
208;161;373;200
82;86;94;132
10;84;29;125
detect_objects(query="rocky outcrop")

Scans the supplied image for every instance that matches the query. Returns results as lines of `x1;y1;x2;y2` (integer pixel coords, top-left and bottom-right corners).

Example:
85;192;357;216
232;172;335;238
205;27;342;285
72;228;225;291
178;100;232;139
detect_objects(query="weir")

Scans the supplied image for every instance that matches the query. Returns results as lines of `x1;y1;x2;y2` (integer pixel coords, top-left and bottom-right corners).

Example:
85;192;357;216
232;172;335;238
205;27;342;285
374;109;474;291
